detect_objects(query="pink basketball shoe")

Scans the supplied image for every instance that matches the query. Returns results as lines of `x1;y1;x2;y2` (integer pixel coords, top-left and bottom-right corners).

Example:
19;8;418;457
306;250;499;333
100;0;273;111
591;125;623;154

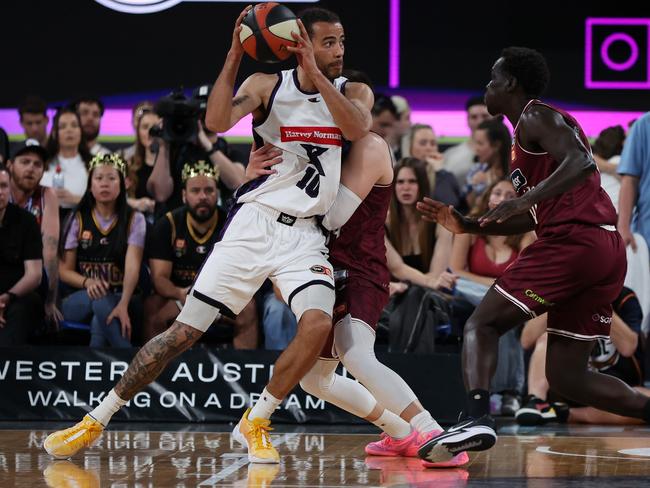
365;429;420;457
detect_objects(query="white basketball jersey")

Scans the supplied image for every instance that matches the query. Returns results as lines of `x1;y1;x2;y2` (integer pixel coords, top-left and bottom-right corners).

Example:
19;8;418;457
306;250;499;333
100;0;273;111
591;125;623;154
236;69;348;217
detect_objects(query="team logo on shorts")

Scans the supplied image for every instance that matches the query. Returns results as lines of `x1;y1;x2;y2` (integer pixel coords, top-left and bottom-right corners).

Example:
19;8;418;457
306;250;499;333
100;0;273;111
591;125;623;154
510;168;527;192
592;313;613;324
310;265;333;277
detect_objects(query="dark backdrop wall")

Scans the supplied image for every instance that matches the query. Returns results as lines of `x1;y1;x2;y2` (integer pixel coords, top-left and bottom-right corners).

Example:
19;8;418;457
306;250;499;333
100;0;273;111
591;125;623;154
1;0;648;109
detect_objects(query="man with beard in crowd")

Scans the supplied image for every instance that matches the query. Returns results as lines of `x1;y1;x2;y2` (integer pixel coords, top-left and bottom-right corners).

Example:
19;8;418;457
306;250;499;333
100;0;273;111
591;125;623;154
7;142;62;326
73;95;111;156
143;160;258;348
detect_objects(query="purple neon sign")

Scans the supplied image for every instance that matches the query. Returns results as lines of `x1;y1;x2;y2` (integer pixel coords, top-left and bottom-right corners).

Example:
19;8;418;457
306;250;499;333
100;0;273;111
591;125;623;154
585;17;650;89
389;0;400;88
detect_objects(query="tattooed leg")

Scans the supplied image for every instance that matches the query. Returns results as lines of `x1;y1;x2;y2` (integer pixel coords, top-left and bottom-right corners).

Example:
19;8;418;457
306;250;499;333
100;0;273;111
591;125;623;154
115;321;203;400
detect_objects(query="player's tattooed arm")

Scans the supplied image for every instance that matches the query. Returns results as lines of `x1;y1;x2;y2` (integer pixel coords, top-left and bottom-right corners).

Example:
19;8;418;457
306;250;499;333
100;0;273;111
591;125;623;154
114;322;202;400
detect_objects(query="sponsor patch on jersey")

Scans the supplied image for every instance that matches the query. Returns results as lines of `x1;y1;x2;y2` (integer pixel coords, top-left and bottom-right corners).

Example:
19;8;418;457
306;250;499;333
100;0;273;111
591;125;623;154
310;265;333;277
80;230;93;249
280;126;343;147
196;245;207;254
99;237;109;245
510;168;527;193
174;238;187;257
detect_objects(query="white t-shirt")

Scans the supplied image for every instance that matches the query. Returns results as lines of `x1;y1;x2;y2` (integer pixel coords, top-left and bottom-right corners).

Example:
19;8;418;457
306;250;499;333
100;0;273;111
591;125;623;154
41;154;89;208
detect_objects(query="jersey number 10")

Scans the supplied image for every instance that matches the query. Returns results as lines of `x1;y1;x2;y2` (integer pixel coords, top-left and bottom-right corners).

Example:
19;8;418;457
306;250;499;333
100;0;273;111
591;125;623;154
296;144;328;199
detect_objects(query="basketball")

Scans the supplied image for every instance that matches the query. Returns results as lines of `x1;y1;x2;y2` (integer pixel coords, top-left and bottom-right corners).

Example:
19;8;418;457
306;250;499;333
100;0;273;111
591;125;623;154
239;2;299;63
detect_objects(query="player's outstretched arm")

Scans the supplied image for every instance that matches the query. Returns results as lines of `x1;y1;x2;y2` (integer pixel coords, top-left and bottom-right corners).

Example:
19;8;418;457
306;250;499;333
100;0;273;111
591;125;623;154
417;197;535;236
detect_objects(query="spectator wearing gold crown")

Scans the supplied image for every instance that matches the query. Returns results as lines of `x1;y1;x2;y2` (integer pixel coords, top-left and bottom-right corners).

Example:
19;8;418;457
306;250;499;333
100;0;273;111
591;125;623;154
58;153;146;347
145;160;258;347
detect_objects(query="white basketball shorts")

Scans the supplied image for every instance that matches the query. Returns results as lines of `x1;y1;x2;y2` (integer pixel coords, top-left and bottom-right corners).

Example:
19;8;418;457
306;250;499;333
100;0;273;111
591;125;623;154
176;202;335;332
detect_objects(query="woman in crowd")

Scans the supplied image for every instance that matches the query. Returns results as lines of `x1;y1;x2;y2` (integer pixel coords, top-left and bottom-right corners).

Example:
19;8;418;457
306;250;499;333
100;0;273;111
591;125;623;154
386;158;456;293
449;179;536;415
409;124;463;209
464;118;510;208
125;109;159;216
42;108;92;215
58;153;145;347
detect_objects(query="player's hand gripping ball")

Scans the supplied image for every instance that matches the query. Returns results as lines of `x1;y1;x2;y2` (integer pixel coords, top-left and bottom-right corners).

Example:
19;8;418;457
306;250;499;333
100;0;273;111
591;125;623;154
239;3;300;63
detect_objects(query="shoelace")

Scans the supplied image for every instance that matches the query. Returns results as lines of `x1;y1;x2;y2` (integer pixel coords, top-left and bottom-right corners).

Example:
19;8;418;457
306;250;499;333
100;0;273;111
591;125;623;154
250;420;274;451
62;419;103;446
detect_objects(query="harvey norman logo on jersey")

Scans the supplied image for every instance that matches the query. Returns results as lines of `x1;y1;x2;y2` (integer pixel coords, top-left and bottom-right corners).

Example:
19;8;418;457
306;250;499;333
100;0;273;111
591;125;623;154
281;126;343;146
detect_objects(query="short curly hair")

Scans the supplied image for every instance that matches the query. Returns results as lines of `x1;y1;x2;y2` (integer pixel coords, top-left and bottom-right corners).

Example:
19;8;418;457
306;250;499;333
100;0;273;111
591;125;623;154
500;47;550;98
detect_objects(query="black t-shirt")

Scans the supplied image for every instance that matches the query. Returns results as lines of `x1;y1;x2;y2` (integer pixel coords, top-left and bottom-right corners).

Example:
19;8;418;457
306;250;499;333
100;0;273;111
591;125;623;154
0;203;42;291
135;163;154;200
148;205;226;288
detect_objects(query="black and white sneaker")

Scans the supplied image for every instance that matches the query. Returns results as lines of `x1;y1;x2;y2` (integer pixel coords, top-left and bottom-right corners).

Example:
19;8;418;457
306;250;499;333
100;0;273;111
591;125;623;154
515;395;569;426
417;415;497;463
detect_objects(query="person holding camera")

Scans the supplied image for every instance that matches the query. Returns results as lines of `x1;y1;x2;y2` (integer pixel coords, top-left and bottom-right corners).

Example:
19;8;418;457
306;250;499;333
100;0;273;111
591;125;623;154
146;89;247;216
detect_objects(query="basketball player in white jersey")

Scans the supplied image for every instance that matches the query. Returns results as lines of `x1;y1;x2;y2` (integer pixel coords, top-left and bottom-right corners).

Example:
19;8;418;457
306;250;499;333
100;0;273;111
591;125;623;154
43;6;373;464
247;133;468;468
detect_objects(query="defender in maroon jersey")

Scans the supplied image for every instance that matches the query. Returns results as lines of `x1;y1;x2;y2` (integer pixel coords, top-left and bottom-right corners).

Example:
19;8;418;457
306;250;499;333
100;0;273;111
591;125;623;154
417;47;650;464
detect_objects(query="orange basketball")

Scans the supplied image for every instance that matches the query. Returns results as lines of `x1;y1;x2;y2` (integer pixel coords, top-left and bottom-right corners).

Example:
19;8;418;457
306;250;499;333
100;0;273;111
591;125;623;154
239;3;299;63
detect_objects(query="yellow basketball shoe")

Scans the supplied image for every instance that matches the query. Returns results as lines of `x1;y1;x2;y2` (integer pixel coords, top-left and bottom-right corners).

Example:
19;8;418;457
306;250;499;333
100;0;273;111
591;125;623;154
232;408;279;464
44;415;104;459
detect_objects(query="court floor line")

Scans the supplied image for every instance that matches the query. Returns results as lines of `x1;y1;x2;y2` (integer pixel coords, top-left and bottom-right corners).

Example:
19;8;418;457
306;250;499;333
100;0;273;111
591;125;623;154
198;433;300;486
536;445;650;461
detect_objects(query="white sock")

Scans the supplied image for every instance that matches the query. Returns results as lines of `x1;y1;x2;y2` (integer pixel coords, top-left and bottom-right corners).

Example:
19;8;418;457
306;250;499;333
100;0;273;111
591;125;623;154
249;387;282;421
89;389;127;427
373;410;411;439
410;410;442;434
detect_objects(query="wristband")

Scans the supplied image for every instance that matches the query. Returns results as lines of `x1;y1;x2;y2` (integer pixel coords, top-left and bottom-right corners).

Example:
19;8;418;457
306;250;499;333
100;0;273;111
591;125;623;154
7;291;17;304
206;144;219;156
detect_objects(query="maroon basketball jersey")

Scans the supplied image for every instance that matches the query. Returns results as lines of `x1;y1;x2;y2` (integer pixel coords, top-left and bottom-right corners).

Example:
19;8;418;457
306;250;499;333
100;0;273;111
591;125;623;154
328;184;392;290
511;100;617;233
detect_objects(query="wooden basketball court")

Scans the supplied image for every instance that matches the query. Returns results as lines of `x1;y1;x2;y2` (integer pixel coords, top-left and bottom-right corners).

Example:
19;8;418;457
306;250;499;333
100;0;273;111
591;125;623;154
3;422;650;487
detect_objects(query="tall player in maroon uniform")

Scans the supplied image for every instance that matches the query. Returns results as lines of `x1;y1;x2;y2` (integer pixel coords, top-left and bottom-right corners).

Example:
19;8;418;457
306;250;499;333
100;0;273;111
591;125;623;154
417;47;650;463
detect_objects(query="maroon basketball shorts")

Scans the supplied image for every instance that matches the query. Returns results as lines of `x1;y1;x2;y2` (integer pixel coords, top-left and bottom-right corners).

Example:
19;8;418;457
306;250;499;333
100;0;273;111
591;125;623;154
320;271;390;359
495;224;626;340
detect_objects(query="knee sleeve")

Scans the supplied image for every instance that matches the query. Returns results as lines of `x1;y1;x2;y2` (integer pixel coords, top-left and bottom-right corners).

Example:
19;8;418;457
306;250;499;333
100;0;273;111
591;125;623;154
290;283;335;322
336;316;418;415
300;359;376;418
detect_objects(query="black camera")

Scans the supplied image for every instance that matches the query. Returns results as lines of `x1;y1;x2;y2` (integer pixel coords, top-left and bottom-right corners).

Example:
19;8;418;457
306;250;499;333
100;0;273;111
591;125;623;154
150;85;211;143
